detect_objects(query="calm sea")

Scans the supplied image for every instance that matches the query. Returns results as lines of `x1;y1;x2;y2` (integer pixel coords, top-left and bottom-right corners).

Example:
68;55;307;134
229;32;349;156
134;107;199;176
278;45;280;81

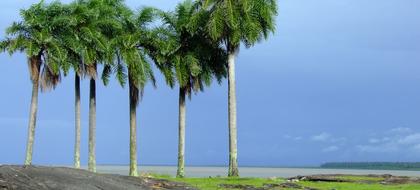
88;166;420;178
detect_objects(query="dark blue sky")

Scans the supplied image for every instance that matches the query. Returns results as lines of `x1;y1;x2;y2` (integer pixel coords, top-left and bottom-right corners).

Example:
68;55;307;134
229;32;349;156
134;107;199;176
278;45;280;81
1;0;420;167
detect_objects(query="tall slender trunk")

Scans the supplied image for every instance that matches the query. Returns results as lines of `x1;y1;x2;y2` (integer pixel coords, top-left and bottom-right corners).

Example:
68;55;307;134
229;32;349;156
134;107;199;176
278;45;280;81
74;74;81;169
177;87;186;178
228;52;239;177
24;62;41;166
128;75;139;177
88;78;96;172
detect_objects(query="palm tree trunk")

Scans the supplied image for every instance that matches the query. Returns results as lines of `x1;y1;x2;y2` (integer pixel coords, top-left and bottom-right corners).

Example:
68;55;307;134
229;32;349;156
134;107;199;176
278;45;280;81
24;63;41;166
88;78;96;172
74;74;81;169
177;87;186;178
228;52;239;177
128;75;139;177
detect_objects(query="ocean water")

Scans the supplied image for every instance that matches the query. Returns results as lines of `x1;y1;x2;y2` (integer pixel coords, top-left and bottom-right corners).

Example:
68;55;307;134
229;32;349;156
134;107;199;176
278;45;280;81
91;166;420;178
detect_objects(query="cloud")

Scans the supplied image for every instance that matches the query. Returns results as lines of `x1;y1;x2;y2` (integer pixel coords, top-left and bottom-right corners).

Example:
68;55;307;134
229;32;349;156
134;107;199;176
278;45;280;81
311;132;331;142
369;137;390;144
331;137;347;143
322;146;339;152
357;143;398;153
369;138;380;144
357;132;420;154
283;135;303;141
397;133;420;145
310;133;346;145
294;136;303;141
389;127;412;134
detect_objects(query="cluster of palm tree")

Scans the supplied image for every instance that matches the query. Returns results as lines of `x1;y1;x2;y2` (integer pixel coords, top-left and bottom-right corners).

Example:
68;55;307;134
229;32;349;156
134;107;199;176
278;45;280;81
0;0;277;178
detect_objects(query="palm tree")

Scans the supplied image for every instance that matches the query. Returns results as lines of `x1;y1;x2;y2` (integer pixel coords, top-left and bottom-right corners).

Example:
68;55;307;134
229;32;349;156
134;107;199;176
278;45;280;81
74;70;82;169
64;3;88;169
159;0;227;178
40;1;86;169
201;0;278;177
0;1;66;165
63;0;122;172
108;6;157;177
57;31;86;170
55;1;100;171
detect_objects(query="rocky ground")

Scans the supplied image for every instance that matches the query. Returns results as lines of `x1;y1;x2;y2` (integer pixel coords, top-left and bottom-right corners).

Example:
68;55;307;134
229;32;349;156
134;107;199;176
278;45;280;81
288;174;420;184
0;165;196;190
2;165;420;190
215;174;420;190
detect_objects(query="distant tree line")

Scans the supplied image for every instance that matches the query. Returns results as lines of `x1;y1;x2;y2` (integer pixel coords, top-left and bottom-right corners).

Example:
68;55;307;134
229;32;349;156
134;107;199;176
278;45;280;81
321;162;420;171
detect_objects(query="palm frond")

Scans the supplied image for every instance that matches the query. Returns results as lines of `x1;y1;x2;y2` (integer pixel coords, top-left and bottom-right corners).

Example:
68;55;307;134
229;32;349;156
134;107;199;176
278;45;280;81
40;65;61;92
101;64;112;86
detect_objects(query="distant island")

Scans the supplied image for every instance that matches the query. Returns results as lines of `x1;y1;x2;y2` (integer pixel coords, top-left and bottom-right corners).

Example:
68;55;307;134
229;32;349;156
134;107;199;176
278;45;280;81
321;162;420;171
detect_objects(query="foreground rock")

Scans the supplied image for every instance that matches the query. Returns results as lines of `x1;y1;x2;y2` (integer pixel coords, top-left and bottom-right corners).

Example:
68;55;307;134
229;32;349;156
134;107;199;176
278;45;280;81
288;175;352;183
0;165;196;190
381;176;420;185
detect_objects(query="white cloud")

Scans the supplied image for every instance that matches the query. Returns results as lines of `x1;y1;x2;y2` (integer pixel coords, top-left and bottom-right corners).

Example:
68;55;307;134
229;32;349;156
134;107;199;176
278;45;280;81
283;135;303;141
369;137;390;144
357;132;420;154
397;133;420;145
282;135;291;139
294;136;303;141
357;143;398;153
390;127;412;133
322;146;339;152
311;132;331;142
369;138;380;144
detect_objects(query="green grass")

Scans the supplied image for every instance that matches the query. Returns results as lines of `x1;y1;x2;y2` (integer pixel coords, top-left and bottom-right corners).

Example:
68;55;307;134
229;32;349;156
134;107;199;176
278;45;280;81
149;174;284;190
149;174;420;190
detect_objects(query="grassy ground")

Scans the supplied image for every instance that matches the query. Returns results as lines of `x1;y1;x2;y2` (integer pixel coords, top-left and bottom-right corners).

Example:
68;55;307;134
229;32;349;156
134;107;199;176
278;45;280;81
298;181;420;190
149;174;420;190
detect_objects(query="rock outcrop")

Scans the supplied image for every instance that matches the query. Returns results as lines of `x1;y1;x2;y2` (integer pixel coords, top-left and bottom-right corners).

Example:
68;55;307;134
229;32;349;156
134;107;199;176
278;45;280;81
0;165;196;190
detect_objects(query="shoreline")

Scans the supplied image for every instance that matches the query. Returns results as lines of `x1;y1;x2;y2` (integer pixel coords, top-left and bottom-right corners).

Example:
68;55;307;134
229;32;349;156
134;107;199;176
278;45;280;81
2;165;420;190
5;164;419;177
90;165;420;178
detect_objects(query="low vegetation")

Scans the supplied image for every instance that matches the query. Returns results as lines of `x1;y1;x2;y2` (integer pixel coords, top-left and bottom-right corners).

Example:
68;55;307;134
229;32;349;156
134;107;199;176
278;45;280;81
149;174;420;190
321;162;420;171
